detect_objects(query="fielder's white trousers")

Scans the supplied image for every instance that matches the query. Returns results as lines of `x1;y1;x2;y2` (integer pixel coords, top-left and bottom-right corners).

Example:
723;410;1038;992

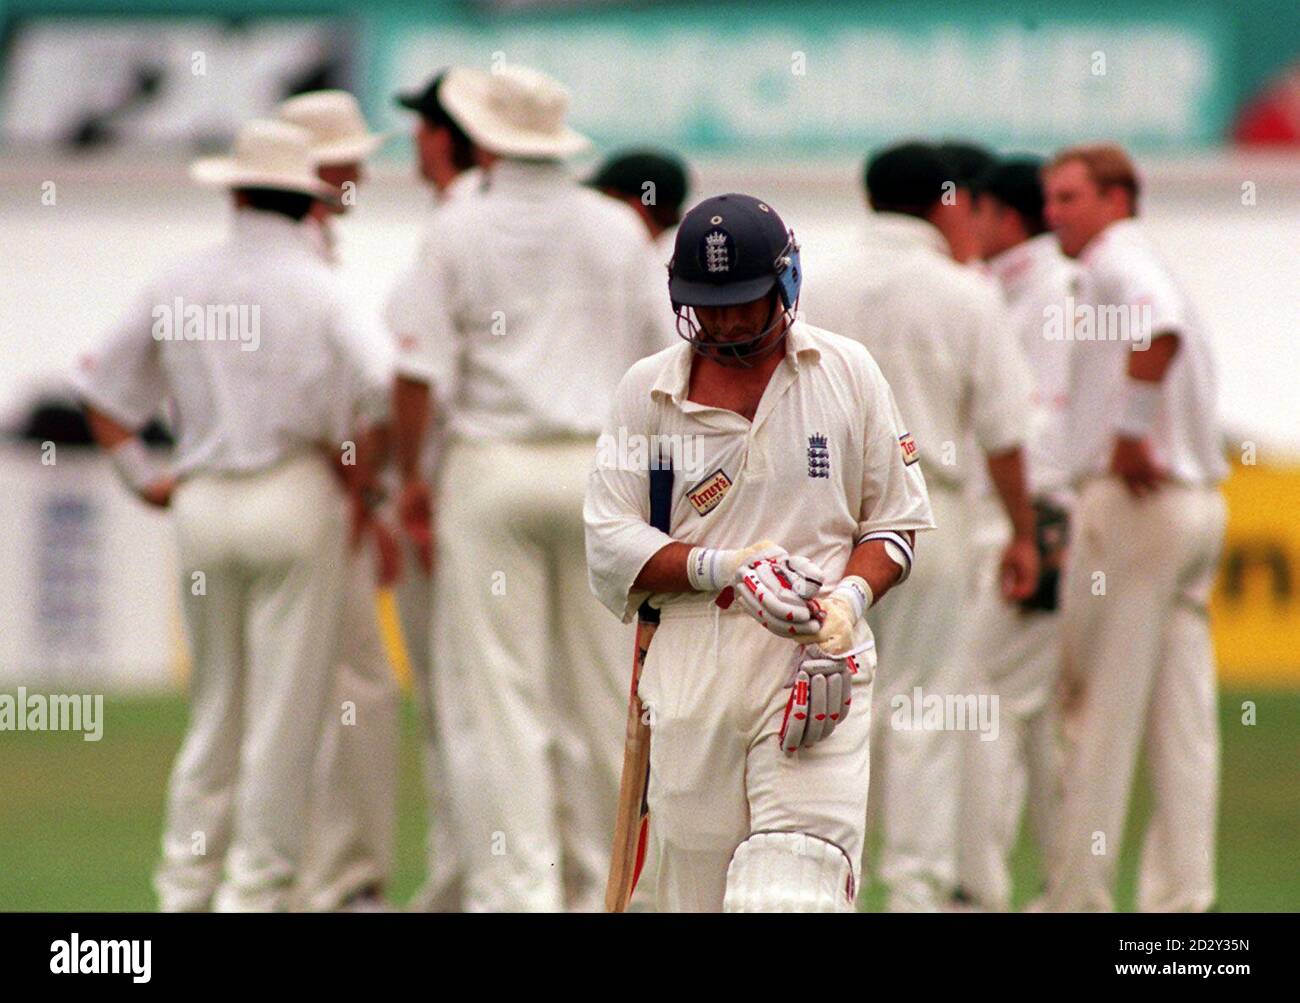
296;546;400;911
394;537;467;911
956;497;1063;911
866;483;970;912
641;603;874;912
1048;478;1225;913
432;438;632;912
155;454;347;912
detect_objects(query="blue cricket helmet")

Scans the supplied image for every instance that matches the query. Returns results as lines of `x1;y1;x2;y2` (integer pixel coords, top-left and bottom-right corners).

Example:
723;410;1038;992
668;193;801;311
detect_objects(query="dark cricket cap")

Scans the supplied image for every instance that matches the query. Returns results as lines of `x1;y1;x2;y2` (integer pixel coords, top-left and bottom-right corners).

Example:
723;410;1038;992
668;193;796;308
974;156;1047;229
864;141;958;213
588;149;689;223
395;72;449;122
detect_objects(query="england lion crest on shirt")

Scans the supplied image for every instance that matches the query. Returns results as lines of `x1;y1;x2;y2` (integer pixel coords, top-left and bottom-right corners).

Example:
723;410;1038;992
807;434;830;478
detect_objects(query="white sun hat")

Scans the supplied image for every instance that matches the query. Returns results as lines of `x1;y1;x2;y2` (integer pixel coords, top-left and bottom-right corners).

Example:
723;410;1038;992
190;119;341;201
439;64;591;159
277;89;389;165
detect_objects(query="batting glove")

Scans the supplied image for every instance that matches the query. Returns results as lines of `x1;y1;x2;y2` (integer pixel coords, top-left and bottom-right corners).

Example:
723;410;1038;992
735;552;828;640
779;642;867;754
812;576;873;655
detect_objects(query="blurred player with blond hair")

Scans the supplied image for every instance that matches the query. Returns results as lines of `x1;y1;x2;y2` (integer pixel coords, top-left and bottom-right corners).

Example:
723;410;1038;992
1042;143;1227;913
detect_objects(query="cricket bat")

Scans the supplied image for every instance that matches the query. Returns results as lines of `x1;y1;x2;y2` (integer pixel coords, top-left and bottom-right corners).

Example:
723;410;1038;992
605;457;673;913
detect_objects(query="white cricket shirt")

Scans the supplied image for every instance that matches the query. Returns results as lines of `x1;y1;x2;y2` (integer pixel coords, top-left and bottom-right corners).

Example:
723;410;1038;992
805;213;1031;492
73;208;389;478
584;320;935;622
387;159;674;443
1064;219;1227;486
985;233;1081;496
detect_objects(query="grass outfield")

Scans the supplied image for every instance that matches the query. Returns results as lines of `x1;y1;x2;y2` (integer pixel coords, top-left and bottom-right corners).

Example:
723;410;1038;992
0;690;1296;911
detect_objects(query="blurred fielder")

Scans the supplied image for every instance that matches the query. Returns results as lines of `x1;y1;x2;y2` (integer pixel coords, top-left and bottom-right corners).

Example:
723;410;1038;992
385;68;484;913
587;193;934;911
932;140;995;264
589;148;691;261
388;64;668;911
74;120;387;911
1042;144;1227;913
276;89;401;912
955;157;1079;911
806;141;1038;912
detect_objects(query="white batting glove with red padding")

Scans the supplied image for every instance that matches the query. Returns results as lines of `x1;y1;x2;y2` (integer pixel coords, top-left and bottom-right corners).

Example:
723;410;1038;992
779;642;869;754
734;553;826;640
812;576;873;655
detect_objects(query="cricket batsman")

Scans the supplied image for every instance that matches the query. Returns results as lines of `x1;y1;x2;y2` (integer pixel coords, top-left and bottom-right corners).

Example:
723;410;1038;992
585;193;934;911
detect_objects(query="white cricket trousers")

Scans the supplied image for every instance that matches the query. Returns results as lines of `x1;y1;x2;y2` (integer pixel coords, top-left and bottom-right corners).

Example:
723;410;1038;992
394;537;467;911
866;483;971;912
641;602;874;912
432;438;632;912
956;497;1063;911
296;546;400;911
1048;478;1225;912
155;454;348;912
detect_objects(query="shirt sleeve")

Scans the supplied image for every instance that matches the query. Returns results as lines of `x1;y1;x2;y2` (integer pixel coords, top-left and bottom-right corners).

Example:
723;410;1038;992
583;365;676;622
969;284;1032;455
856;350;936;540
72;286;167;430
384;224;461;398
1120;255;1188;344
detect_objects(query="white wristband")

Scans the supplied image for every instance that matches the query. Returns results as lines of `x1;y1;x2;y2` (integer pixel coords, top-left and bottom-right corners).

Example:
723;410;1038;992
831;575;873;621
1116;380;1161;438
687;546;728;592
108;438;168;495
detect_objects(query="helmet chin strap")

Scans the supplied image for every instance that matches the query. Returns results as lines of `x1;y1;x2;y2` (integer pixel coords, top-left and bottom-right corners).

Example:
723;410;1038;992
676;295;796;368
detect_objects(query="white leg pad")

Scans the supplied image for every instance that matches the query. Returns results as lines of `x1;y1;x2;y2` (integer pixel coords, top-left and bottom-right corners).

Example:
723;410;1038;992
723;831;855;913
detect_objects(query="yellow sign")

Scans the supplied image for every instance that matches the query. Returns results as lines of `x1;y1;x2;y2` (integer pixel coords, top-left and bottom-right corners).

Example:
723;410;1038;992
1212;464;1300;685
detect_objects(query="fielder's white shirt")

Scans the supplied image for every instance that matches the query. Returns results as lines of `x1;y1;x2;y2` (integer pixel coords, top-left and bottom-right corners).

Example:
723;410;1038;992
985;233;1080;496
387;159;675;443
805;213;1032;492
74;208;389;478
585;320;935;622
380;167;484;484
1064;219;1227;486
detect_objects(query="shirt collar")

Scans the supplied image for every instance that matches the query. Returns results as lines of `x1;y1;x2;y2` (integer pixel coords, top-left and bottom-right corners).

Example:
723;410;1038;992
487;158;571;194
441;166;485;204
230;206;317;251
650;317;821;406
865;211;950;256
986;232;1061;291
1079;217;1140;266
